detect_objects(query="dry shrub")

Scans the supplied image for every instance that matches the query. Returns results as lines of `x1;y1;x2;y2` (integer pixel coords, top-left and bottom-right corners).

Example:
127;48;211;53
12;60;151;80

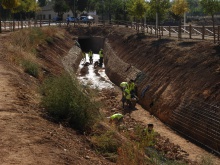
117;143;148;165
4;27;65;78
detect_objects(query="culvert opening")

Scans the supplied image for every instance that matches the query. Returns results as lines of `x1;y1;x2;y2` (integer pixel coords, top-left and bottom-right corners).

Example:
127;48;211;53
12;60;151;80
78;36;105;53
76;36;114;89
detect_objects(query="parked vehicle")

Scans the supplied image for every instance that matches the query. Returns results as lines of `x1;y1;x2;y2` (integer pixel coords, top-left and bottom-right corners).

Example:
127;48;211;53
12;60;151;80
52;16;62;22
66;17;78;22
79;15;94;23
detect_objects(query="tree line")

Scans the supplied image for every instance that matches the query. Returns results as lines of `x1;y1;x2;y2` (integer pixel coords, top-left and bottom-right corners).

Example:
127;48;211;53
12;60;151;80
0;0;220;25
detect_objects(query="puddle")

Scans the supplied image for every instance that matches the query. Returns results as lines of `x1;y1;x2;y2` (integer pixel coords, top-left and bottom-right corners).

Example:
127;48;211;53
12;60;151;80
77;53;114;89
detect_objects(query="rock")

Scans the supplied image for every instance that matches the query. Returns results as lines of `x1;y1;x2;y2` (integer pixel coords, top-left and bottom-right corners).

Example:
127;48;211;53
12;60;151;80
85;155;90;159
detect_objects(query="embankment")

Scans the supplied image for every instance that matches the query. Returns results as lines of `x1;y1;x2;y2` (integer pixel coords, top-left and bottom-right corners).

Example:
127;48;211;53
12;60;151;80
68;26;220;153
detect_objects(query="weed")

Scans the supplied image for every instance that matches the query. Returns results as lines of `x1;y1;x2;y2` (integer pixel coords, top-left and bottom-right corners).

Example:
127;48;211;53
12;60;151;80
117;143;148;165
41;73;100;132
198;155;214;165
45;37;53;44
91;130;120;162
91;130;119;153
21;59;39;78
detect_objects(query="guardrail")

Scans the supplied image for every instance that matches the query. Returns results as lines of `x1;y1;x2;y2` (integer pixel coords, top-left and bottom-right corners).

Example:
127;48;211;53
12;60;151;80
0;19;219;43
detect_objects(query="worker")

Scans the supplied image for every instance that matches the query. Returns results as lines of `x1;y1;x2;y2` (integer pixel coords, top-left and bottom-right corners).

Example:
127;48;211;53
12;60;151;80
99;48;103;67
88;50;93;64
128;79;137;96
82;52;86;63
109;113;124;124
143;124;156;147
122;88;131;108
120;81;128;92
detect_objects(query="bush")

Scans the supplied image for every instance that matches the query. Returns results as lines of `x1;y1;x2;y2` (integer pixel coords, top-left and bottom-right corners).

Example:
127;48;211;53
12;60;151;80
41;73;100;131
22;59;39;78
91;130;120;162
117;143;148;165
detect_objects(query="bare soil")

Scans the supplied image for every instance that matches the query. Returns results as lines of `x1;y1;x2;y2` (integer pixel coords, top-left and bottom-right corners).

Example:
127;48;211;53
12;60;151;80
0;32;114;165
0;26;219;165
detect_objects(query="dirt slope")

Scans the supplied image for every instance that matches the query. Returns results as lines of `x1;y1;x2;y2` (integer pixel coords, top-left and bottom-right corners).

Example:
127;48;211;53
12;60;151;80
0;32;114;165
102;26;220;153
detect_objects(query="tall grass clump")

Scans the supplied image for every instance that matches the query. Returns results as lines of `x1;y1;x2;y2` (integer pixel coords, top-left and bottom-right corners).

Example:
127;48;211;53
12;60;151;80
21;59;40;78
41;73;100;131
117;143;148;165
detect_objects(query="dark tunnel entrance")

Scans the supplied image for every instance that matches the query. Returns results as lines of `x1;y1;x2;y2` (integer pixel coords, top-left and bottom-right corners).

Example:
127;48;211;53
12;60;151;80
77;36;105;53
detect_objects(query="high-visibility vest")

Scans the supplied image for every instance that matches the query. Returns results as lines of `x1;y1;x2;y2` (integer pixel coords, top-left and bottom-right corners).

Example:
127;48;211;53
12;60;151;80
88;51;93;57
99;50;103;57
128;82;135;91
124;89;131;100
110;113;123;120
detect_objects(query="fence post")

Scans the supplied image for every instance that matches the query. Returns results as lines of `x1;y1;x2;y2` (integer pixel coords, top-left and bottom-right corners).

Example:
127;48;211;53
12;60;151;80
213;26;216;43
218;26;220;41
161;26;163;36
0;18;2;33
40;15;42;27
178;24;181;40
202;25;205;40
169;26;171;37
158;26;161;36
146;25;148;33
151;25;152;34
189;24;192;39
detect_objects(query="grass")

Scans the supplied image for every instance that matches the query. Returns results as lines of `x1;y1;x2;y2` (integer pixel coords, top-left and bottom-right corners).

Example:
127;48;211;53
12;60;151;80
21;59;40;78
4;26;67;78
40;73;101;132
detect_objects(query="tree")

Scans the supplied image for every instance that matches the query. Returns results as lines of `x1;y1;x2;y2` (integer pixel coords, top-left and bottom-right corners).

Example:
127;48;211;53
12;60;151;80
186;0;202;16
53;0;69;18
171;0;189;18
200;0;220;42
127;0;148;20
38;0;48;7
88;0;124;21
1;0;20;9
149;0;170;25
171;0;189;39
12;0;39;13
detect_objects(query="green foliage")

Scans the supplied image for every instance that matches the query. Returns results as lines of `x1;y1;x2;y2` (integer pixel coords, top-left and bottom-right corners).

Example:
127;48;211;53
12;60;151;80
171;0;189;17
41;73;100;131
88;0;124;20
45;37;54;44
1;0;20;9
186;0;202;15
127;0;148;20
148;0;170;22
53;0;69;17
200;0;220;16
92;131;120;154
21;59;39;78
38;0;47;7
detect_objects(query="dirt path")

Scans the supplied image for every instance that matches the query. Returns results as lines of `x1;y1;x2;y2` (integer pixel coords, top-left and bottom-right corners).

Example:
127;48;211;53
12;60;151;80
130;103;220;164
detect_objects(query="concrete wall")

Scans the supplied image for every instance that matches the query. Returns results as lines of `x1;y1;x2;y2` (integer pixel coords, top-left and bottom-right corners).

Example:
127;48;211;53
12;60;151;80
78;36;105;53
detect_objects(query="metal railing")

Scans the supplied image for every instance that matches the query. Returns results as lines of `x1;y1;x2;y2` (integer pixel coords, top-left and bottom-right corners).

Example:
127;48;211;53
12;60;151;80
0;19;219;43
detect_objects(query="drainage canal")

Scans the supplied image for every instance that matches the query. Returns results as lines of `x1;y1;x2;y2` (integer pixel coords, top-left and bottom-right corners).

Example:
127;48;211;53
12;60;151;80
77;53;114;89
76;36;114;89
